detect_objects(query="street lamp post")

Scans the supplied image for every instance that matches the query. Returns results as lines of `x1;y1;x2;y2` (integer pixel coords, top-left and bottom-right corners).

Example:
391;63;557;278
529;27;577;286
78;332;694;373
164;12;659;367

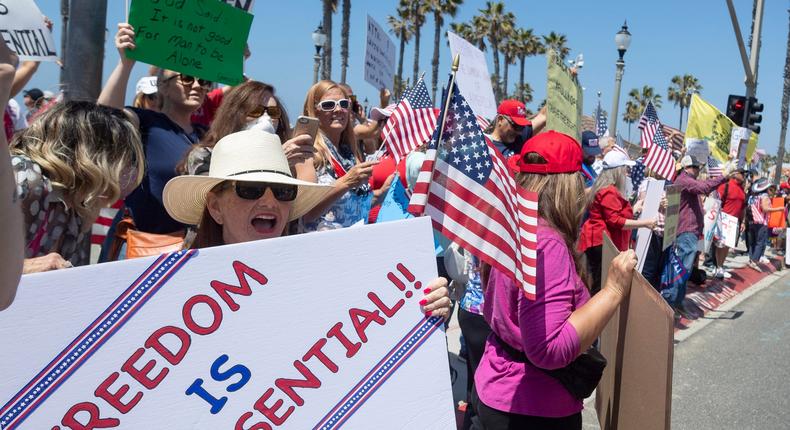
312;24;327;84
609;21;631;137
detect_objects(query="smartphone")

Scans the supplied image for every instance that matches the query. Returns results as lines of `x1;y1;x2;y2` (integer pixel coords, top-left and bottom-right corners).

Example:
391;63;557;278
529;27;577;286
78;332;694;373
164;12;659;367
293;116;319;140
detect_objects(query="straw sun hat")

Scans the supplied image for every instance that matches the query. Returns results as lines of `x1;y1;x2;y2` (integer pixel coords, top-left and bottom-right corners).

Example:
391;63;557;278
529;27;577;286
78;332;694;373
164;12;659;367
163;129;332;226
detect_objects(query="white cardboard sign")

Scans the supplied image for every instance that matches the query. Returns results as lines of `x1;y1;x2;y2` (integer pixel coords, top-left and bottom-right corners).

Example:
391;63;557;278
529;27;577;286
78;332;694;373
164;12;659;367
719;212;739;249
0;0;57;62
364;15;396;91
222;0;255;12
635;179;665;272
447;31;497;120
0;218;455;429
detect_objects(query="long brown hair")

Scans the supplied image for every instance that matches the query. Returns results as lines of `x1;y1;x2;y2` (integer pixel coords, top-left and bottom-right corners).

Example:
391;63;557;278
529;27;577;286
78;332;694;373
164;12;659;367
302;80;361;169
515;153;587;280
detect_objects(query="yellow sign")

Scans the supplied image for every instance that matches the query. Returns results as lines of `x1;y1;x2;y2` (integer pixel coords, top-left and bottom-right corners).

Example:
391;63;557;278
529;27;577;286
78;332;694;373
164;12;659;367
685;94;758;162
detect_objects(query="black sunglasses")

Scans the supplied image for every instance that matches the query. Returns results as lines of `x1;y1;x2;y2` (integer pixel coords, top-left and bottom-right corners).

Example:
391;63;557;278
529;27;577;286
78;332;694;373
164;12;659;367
229;181;298;202
162;73;212;88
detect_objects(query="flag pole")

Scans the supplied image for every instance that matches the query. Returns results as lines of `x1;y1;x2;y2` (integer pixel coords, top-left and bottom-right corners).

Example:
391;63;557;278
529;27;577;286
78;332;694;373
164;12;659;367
412;55;460;217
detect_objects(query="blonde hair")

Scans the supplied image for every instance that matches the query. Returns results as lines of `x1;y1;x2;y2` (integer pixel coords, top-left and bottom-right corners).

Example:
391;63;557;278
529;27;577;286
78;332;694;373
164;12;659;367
515;153;587;280
11;101;145;228
302;80;360;169
586;166;628;208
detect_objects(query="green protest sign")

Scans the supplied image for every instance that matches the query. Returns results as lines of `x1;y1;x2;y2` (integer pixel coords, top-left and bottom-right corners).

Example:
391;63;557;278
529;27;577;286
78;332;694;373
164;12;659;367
127;0;253;86
545;49;582;140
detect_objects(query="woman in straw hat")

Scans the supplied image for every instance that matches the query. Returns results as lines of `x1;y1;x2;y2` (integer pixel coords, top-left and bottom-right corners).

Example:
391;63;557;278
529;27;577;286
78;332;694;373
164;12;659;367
162;129;451;317
473;131;638;429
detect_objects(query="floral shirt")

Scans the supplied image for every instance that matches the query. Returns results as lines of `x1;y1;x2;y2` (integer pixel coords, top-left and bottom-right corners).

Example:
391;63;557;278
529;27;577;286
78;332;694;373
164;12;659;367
12;155;90;266
459;256;484;315
303;135;372;231
186;146;212;176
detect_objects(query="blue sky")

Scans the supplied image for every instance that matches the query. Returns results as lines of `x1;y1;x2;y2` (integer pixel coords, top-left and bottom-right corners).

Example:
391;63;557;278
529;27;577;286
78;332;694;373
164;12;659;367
25;0;789;154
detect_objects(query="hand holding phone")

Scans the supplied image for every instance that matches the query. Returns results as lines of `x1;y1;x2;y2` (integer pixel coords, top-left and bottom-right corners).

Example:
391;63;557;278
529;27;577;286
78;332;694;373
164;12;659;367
293;116;319;141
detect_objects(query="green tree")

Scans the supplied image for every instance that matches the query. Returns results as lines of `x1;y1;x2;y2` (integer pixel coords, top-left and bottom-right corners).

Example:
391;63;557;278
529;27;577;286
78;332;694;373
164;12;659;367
512;28;543;104
428;0;463;103
501;30;518;97
388;6;413;98
405;0;429;85
475;2;515;101
542;31;569;61
775;8;790;185
510;83;533;104
339;0;351;83
321;0;338;80
622;100;641;141
667;74;702;129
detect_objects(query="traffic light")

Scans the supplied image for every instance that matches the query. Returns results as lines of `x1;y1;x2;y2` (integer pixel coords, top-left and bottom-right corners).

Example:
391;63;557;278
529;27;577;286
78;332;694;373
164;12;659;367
746;96;763;134
726;95;747;125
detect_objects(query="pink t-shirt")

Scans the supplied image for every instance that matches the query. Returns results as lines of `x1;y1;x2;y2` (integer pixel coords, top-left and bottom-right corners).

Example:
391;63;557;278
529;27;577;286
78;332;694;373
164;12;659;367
475;220;590;418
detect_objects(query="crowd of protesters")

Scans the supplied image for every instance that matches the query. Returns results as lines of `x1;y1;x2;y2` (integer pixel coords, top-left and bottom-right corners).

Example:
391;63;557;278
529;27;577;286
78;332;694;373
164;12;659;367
0;16;786;430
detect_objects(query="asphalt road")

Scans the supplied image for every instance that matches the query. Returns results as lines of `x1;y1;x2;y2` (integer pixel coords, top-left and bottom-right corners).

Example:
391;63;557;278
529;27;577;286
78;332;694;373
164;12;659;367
669;271;790;429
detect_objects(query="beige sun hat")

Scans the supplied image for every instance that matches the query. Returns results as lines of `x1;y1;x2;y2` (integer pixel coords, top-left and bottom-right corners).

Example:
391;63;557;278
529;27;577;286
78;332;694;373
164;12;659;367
163;129;332;225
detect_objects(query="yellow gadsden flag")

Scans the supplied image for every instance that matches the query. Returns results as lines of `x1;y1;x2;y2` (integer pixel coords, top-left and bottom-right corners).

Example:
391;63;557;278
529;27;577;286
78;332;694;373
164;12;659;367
685;94;758;162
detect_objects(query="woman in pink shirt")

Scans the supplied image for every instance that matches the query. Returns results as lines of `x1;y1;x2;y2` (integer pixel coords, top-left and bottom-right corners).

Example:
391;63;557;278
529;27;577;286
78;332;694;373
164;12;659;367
474;131;638;429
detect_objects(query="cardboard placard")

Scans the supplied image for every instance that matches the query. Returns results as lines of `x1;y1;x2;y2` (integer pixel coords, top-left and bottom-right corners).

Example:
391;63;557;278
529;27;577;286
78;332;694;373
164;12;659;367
545;49;583;140
0;0;57;62
447;31;497;120
635;179;665;273
702;196;722;253
364;15;396;91
127;0;253;85
720;212;739;249
767;197;786;229
222;0;255;12
597;235;674;430
729;126;750;169
685;138;709;164
662;186;681;250
0;218;455;429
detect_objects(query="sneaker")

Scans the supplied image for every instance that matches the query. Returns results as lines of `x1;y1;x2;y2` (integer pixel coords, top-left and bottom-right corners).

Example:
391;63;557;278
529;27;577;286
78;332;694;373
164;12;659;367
720;269;732;279
748;261;763;272
714;267;724;279
759;256;770;264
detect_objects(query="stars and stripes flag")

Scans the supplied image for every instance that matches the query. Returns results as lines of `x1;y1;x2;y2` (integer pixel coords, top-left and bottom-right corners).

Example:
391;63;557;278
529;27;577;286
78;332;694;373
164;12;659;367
639;101;676;180
381;77;438;163
631;157;646;191
595;102;608;137
707;156;723;178
407;78;539;299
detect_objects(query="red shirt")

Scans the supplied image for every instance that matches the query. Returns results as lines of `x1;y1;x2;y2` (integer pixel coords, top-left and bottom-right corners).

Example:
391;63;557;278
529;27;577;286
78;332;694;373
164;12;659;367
579;185;634;252
190;88;225;127
367;155;408;223
717;179;746;218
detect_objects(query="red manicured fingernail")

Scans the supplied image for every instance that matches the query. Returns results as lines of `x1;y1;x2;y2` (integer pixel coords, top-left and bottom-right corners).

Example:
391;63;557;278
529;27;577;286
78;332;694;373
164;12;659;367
419;299;428;306
425;311;433;317
423;288;432;294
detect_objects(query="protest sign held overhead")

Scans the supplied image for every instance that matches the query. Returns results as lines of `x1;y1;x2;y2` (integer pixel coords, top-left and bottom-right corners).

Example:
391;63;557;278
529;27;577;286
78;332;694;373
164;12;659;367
127;0;253;85
0;218;455;429
447;31;497;120
545;49;583;140
0;0;56;62
364;15;396;91
223;0;255;12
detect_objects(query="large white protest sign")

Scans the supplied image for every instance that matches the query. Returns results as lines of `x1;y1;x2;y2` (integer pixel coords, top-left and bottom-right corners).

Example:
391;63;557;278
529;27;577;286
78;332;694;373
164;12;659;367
0;218;455;429
0;0;57;62
702;196;722;253
635;179;665;272
364;15;396;91
685;138;710;164
447;31;497;120
223;0;256;12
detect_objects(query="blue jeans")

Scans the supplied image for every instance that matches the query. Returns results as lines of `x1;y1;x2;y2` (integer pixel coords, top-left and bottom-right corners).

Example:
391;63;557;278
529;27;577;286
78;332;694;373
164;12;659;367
748;224;769;262
663;232;698;306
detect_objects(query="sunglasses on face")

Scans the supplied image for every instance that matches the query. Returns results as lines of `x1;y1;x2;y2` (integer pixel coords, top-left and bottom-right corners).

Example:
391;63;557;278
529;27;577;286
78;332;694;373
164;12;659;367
316;99;351;112
248;105;282;119
162;74;212;88
229;181;298;202
504;116;525;132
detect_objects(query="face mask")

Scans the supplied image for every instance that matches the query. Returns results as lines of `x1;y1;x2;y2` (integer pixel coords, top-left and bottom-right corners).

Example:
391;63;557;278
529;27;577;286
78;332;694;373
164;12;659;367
244;113;276;134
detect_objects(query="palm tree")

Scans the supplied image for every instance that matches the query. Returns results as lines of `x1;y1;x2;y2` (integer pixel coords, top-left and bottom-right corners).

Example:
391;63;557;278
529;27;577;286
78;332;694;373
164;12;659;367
667;74;702;129
475;2;515;101
449;21;486;50
627;86;663;112
501;31;518;98
321;0;338;80
339;0;351;84
622;100;641;141
775;8;790;185
428;0;463;103
388;7;413;98
512;28;543;104
406;0;429;85
542;31;569;61
511;83;533;104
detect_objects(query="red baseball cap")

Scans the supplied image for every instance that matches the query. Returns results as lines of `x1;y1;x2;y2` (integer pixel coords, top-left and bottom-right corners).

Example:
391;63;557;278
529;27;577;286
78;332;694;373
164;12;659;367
497;99;530;127
507;131;582;174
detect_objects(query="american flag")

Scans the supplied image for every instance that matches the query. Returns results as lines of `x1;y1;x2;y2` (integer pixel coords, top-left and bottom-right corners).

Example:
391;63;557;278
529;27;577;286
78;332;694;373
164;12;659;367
631;157;646;191
639;102;676;180
707;156;723;178
595;102;608;137
382;77;437;163
408;79;539;298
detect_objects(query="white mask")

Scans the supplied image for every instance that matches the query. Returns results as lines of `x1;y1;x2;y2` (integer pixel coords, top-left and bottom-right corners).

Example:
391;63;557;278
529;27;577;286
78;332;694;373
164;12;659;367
244;113;276;134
